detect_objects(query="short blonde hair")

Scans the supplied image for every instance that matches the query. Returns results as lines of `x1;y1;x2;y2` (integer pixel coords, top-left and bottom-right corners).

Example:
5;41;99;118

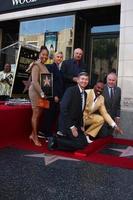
54;51;63;56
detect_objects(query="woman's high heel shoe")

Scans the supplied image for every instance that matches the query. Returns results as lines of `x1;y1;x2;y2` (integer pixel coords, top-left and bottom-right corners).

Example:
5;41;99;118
29;135;42;147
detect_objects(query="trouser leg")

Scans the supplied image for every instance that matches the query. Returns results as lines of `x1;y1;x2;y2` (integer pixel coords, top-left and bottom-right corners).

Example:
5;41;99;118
40;100;59;137
56;130;87;152
84;114;104;137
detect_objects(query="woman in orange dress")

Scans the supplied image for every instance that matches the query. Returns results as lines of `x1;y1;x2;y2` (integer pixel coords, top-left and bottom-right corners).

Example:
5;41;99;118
28;46;49;146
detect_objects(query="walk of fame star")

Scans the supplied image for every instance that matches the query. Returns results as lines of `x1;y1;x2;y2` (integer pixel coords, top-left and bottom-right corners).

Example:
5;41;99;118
25;153;79;166
43;76;50;87
110;146;133;157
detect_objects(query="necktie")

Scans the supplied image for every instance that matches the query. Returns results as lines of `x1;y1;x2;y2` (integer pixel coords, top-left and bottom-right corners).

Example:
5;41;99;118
110;88;114;99
81;91;85;110
94;96;97;102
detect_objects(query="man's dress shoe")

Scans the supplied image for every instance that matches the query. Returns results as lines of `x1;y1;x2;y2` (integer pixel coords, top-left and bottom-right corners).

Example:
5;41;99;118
48;137;57;150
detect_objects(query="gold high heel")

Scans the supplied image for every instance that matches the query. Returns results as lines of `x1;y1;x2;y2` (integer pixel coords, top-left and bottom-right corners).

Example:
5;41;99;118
29;135;42;147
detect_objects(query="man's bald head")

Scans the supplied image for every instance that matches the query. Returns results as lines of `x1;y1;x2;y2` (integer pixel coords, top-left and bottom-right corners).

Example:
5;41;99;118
73;48;83;61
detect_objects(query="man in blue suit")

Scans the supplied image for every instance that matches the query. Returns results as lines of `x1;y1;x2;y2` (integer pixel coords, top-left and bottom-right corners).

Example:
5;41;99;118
48;72;89;151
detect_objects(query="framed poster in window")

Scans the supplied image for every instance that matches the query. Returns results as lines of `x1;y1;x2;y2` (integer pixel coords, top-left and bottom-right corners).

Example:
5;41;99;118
40;73;53;98
44;32;57;60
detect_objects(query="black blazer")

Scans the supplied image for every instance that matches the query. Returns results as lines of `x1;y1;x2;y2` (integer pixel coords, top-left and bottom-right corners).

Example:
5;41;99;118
58;85;87;135
102;85;121;119
61;58;87;89
46;63;64;99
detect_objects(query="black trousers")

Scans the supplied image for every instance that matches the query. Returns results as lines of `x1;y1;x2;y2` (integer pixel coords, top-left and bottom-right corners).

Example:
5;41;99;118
55;129;88;152
39;100;59;137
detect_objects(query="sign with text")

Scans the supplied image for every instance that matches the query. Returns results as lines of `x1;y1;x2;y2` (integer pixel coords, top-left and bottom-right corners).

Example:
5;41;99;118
0;0;85;14
12;45;39;97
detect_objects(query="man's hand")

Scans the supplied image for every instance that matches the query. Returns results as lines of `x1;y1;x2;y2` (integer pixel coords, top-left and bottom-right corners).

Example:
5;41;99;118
81;126;85;132
71;126;78;137
115;117;120;126
114;126;123;134
54;96;59;103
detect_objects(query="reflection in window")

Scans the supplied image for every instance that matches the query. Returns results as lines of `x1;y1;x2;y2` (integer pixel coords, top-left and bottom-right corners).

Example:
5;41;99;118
90;37;119;87
19;15;75;62
91;25;120;33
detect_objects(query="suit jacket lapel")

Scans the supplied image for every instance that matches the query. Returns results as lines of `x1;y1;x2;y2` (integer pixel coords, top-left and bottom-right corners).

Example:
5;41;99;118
76;85;82;111
86;89;95;111
105;85;110;99
83;91;87;111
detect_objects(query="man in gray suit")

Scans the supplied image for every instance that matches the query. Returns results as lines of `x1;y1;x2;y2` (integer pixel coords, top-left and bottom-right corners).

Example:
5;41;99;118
100;72;121;136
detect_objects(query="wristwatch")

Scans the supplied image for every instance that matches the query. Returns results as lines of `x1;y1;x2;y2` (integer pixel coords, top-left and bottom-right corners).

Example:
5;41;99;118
40;91;45;98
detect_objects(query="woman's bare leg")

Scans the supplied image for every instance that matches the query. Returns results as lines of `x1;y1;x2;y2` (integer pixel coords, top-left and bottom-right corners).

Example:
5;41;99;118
30;107;42;146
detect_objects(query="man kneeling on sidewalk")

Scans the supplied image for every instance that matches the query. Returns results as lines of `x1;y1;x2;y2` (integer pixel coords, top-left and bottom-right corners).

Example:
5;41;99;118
48;72;89;151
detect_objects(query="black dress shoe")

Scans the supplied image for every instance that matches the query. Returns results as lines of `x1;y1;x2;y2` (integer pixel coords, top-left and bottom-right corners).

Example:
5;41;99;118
48;137;57;150
56;131;64;136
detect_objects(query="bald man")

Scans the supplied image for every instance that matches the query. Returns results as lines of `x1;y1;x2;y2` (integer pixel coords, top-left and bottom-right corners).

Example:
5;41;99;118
102;72;121;136
61;48;87;90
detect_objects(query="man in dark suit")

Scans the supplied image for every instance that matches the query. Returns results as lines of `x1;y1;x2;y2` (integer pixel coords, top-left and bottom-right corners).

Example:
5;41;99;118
61;48;87;90
101;72;121;136
48;72;89;151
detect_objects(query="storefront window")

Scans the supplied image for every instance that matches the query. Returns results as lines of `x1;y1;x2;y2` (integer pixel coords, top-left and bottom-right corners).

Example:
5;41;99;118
19;15;75;62
89;24;119;87
90;36;119;87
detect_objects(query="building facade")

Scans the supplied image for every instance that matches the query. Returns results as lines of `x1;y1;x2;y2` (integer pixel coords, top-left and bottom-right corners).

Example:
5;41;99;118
0;0;133;139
